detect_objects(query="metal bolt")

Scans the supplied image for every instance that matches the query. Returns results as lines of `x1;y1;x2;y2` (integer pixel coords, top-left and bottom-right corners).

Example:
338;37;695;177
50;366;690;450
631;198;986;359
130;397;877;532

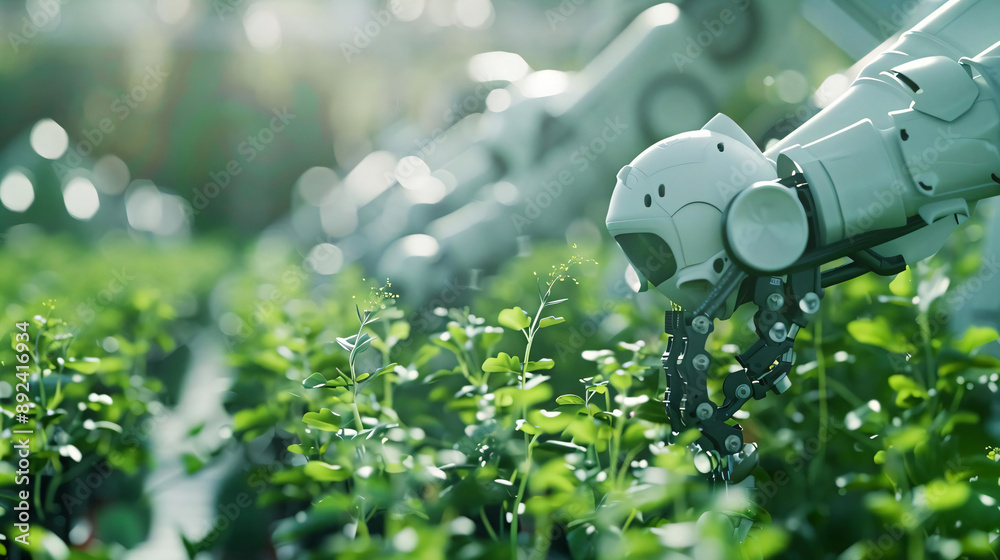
769;322;787;343
696;402;714;420
692;354;710;371
691;315;711;334
725;435;741;453
766;293;784;311
799;292;821;314
735;384;751;399
787;324;800;340
772;375;792;394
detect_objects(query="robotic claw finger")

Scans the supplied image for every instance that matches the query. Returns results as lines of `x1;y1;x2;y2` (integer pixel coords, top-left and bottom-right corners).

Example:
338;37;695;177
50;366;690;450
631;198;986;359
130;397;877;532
606;0;1000;509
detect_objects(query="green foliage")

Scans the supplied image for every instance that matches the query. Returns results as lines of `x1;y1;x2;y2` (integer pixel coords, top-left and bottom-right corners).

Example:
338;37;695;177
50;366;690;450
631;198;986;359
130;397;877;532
3;231;997;559
214;238;1000;560
0;234;229;557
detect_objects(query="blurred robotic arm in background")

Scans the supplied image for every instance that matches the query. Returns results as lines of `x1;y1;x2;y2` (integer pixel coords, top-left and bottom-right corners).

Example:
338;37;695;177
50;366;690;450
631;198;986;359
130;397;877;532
292;0;952;302
605;0;1000;496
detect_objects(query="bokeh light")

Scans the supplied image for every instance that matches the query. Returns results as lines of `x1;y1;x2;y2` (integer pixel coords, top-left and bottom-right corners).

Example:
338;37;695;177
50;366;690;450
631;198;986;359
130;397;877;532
0;170;34;212
63;177;101;220
29;118;69;160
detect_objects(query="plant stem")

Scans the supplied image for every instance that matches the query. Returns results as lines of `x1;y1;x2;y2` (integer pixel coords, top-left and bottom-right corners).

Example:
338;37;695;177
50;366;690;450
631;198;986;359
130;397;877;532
917;311;935;392
532;518;554;560
510;436;533;560
380;324;394;410
481;507;499;541
606;391;617;484
815;319;828;463
622;508;637;531
356;502;369;541
352;402;364;432
616;446;642;488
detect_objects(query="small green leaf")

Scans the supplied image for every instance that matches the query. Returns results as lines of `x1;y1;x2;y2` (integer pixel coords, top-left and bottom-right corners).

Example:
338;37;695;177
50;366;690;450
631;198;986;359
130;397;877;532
610;371;633;391
952;326;999;354
888;267;913;297
303;408;341;431
516;419;539;435
556;394;585;406
304;461;352;481
233;405;272;432
587;384;608;395
182;453;205;474
483;352;522;373
447;323;469;345
339;333;375;359
385;462;408;474
539;316;565;329
355;372;370;383
390;321;411;341
847;317;908;353
302;372;328;389
478;328;504;351
545;298;569;307
924;479;970;511
499;307;532;331
942;410;979;435
526;359;554;372
413;344;441;367
372;363;398;379
65;357;100;374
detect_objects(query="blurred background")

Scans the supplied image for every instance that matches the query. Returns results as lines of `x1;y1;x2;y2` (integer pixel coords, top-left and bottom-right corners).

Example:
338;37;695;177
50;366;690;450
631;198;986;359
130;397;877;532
2;0;964;296
2;0;999;558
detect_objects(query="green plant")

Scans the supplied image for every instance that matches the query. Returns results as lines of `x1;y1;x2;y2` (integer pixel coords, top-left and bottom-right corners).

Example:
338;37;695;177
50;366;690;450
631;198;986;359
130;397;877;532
208;235;1000;560
0;235;230;558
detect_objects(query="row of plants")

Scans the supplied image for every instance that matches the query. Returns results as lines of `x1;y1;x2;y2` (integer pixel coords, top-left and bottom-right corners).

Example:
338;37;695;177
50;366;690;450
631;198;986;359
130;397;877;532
0;233;231;558
210;230;1000;559
1;218;997;559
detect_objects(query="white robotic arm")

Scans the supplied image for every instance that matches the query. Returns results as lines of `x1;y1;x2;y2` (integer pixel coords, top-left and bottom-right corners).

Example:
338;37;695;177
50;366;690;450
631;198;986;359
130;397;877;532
734;44;1000;276
605;0;1000;480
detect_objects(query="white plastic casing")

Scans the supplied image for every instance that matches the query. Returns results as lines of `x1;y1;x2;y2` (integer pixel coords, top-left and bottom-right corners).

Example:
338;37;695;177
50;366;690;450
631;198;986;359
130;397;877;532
607;114;776;315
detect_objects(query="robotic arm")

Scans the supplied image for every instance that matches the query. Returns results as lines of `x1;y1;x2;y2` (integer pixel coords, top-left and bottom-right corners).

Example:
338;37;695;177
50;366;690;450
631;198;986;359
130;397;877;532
606;0;1000;485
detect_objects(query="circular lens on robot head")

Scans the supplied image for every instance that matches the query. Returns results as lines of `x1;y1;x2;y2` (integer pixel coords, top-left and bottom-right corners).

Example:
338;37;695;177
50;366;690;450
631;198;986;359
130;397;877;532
613;233;677;287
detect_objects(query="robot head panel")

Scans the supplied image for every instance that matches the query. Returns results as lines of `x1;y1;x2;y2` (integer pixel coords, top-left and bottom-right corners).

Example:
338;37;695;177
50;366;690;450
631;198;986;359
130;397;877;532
606;114;776;317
